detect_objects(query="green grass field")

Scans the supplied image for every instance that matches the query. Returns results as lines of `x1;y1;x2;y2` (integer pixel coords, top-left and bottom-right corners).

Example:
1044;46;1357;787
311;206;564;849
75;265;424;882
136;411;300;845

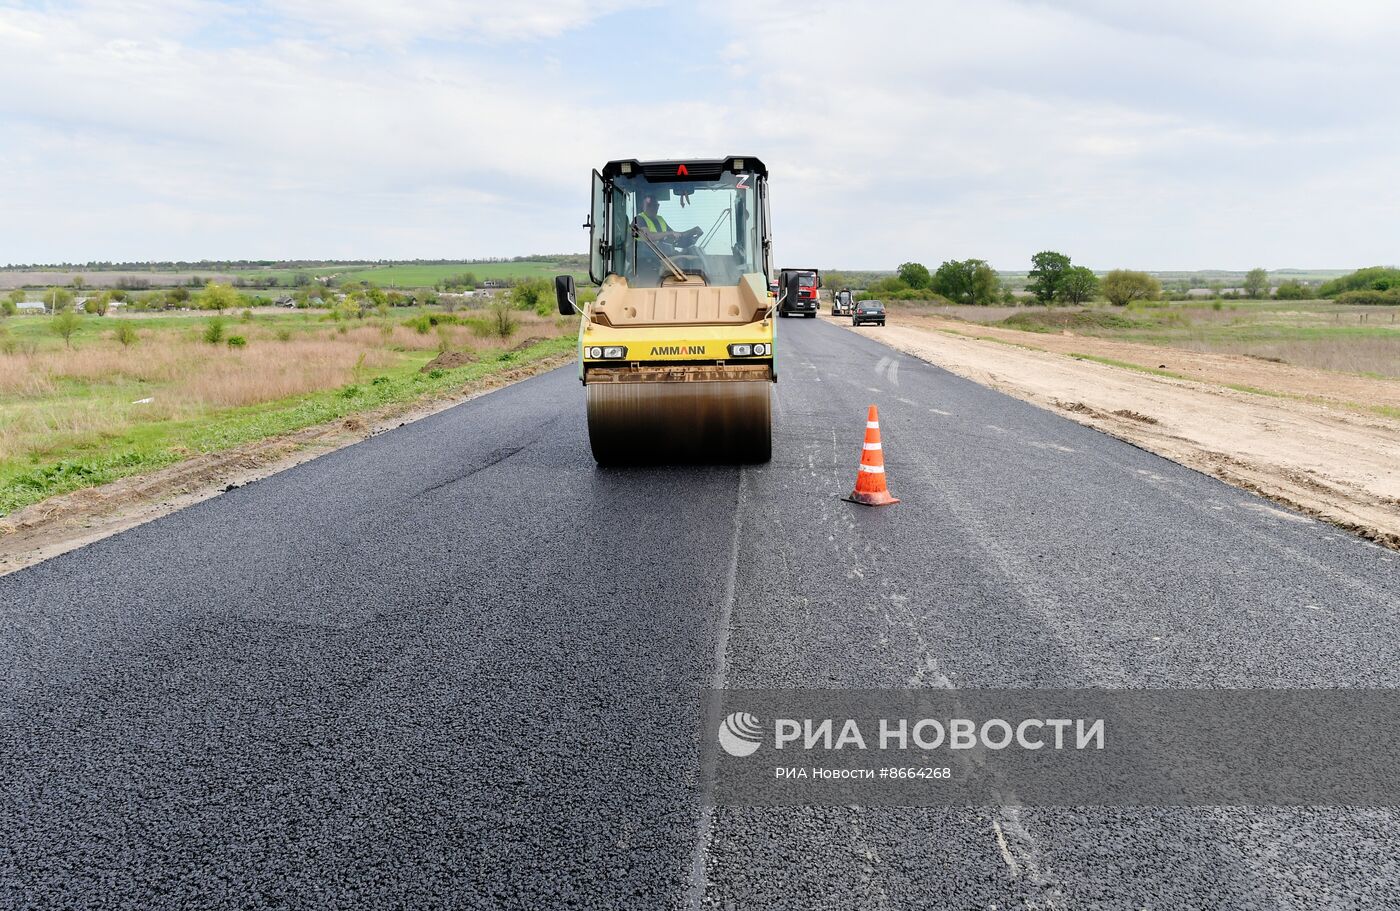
0;308;574;514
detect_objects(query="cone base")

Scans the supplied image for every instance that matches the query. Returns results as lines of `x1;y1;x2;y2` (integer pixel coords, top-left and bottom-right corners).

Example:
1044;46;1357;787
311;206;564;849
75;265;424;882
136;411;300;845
845;490;899;507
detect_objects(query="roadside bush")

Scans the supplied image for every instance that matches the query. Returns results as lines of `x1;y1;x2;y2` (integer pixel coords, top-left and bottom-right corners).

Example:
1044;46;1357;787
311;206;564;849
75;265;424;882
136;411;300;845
275;326;293;342
405;312;462;334
1001;310;1137;333
226;335;247;348
113;324;139;346
856;289;952;303
1101;270;1161;307
489;298;518;338
1336;288;1400;306
0;298;15;318
203;316;226;344
1274;279;1310;301
510;277;551;311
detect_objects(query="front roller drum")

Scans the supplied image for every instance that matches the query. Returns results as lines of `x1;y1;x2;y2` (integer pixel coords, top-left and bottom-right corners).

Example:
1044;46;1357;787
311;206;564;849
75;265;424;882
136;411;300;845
587;380;771;465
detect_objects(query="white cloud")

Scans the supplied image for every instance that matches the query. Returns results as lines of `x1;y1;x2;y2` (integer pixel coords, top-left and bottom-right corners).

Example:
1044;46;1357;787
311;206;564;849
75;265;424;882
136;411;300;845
0;0;1397;268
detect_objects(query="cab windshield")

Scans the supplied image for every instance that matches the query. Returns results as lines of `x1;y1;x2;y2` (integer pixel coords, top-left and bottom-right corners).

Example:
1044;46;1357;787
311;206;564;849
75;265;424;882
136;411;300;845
606;172;763;289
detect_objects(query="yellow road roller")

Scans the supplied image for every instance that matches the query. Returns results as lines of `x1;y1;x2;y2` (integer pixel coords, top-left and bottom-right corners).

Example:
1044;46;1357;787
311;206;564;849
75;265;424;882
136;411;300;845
555;157;783;465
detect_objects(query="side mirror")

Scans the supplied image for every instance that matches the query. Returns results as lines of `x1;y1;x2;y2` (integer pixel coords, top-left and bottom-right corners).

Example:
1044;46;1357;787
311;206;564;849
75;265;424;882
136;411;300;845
555;274;577;315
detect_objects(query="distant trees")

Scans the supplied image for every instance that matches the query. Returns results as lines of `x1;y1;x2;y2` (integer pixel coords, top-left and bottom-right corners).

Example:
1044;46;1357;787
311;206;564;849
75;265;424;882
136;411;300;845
82;293;110;315
43;287;75;312
1274;279;1309;301
1317;266;1400;298
197;282;242;312
1101;270;1161;307
931;259;1000;306
1060;266;1099;304
896;262;931;290
1027;251;1073;303
1;297;15;318
1243;268;1270;299
438;272;479;291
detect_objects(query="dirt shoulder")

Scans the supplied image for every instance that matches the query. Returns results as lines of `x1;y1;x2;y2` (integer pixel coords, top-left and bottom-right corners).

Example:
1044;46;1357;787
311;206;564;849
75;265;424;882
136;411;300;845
827;313;1400;549
0;353;572;576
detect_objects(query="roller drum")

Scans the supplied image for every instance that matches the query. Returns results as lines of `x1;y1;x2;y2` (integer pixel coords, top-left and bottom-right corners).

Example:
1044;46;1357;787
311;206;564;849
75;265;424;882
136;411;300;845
587;380;772;465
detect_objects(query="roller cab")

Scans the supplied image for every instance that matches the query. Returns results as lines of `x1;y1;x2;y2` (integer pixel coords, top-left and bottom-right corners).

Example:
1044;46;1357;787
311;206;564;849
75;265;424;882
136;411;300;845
557;157;777;465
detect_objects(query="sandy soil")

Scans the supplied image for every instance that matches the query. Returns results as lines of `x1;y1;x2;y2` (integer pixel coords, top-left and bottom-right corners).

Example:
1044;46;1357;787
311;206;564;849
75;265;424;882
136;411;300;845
828;314;1400;549
0;353;572;576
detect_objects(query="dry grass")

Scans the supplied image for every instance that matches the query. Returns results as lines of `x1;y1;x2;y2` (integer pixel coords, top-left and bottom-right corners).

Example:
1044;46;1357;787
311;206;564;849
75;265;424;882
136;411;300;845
1171;336;1400;378
891;301;1400;379
0;310;575;463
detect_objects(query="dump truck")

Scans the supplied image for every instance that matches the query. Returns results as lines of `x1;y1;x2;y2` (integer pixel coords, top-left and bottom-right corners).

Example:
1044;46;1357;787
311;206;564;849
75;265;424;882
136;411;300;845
555;157;781;465
777;267;821;317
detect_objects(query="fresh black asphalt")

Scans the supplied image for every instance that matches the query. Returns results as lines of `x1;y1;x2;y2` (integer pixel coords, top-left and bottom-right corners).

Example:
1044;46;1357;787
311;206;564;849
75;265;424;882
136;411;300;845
3;318;1398;909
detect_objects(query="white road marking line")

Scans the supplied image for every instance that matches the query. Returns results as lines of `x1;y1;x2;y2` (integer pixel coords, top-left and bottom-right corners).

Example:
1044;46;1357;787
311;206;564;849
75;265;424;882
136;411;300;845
686;469;747;910
897;397;917;406
1238;501;1313;524
888;359;899;386
991;819;1021;876
984;424;1007;433
929;408;951;416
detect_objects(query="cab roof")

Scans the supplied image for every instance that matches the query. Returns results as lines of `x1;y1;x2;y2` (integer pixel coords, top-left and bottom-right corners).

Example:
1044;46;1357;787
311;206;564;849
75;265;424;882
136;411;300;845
601;156;767;181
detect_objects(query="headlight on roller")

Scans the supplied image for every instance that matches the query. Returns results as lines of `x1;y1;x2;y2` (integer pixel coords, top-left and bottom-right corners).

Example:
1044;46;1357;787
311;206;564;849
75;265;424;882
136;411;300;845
602;346;626;359
753;343;769;356
728;344;753;357
587;346;603;358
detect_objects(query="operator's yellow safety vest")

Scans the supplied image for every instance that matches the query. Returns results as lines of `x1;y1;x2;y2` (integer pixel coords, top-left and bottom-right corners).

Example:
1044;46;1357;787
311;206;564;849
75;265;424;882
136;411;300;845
636;211;670;233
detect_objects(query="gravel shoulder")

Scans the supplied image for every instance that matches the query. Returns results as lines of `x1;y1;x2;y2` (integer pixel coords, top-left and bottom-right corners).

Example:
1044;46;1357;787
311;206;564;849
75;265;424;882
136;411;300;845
826;313;1400;548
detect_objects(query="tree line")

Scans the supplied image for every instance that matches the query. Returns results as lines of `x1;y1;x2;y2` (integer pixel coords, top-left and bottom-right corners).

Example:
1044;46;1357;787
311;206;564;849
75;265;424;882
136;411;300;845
827;255;1356;306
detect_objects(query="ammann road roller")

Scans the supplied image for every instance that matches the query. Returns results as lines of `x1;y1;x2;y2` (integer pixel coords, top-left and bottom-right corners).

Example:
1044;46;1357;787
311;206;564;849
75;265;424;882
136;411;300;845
555;157;784;465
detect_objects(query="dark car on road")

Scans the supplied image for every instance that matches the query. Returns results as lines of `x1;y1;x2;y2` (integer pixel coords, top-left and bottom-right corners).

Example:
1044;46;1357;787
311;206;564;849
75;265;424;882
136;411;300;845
852;299;885;327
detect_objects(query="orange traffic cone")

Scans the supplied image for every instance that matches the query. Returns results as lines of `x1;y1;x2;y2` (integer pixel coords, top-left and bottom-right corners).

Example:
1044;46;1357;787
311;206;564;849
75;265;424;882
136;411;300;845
845;405;899;506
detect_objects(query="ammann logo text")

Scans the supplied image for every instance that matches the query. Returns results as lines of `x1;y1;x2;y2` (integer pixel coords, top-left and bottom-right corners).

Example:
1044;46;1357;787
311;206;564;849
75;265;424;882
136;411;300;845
650;345;705;356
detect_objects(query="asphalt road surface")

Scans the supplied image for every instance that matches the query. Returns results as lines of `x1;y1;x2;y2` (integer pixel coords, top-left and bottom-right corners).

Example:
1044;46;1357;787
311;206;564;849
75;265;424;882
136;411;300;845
4;318;1399;909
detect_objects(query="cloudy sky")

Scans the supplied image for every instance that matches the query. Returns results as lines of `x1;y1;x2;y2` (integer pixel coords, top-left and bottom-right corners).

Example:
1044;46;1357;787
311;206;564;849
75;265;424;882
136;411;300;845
2;0;1398;270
